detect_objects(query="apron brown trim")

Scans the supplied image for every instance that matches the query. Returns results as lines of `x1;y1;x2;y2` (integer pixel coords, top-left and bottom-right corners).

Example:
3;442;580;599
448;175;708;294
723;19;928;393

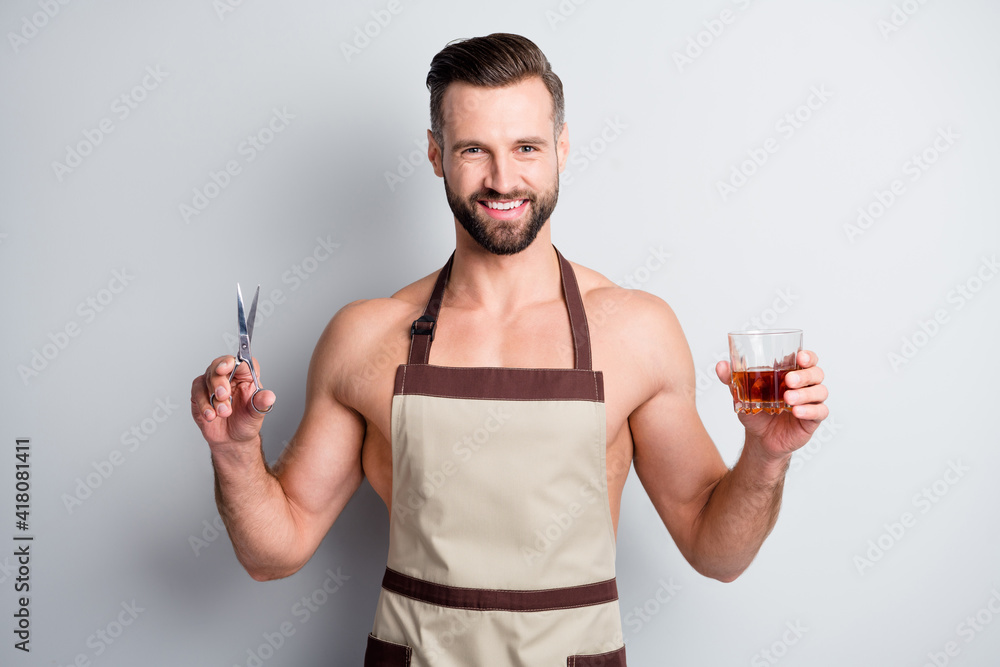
364;633;412;666
555;245;592;371
568;644;627;666
394;364;604;402
407;246;592;370
381;568;618;612
406;252;452;366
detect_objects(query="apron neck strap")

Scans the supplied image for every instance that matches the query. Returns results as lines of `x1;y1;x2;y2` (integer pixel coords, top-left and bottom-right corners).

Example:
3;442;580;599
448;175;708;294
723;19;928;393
407;246;592;370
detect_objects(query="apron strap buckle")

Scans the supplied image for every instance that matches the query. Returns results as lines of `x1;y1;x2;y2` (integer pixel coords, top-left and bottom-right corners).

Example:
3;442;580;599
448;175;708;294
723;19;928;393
410;315;436;341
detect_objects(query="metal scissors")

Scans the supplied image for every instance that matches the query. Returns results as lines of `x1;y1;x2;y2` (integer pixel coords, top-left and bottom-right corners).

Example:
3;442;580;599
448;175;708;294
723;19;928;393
211;283;272;415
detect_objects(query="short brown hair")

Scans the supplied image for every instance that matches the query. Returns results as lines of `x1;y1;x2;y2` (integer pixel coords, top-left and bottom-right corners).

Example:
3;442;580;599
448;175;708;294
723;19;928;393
426;33;565;149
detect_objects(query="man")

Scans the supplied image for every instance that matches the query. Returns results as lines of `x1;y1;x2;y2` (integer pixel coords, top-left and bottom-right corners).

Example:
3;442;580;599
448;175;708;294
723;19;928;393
191;33;828;666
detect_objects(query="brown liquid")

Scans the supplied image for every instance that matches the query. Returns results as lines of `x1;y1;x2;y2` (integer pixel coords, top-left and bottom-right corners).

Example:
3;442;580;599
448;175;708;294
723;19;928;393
731;367;794;414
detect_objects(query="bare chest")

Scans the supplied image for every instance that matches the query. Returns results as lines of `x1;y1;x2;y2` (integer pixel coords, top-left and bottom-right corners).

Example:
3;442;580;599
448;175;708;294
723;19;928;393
357;303;640;530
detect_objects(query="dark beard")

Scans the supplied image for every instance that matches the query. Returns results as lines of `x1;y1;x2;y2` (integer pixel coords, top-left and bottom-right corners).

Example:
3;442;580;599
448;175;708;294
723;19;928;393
444;174;559;256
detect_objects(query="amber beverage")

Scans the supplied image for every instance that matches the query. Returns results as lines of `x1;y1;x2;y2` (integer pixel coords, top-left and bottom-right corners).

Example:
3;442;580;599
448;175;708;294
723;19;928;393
731;367;793;414
727;330;802;415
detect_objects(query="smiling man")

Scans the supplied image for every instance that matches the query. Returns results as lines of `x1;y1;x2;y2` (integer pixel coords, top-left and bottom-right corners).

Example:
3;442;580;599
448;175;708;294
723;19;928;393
191;33;828;666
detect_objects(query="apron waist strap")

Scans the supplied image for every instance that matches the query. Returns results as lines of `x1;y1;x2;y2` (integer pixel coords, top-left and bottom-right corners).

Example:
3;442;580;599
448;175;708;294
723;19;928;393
381;568;618;612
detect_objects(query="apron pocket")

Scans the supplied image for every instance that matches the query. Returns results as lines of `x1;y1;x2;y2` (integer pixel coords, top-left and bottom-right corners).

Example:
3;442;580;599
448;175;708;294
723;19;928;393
567;644;627;666
364;633;412;666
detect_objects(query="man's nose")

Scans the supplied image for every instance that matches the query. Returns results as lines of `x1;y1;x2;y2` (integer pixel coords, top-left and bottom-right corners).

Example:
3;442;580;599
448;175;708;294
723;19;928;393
484;153;518;195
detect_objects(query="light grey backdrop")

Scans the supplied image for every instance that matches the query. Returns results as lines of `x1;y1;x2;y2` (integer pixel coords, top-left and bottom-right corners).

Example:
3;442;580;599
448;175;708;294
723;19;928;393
2;0;998;665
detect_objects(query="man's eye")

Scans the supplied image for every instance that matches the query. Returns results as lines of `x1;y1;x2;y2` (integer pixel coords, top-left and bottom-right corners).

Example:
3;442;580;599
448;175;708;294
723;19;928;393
519;146;537;153
463;147;482;154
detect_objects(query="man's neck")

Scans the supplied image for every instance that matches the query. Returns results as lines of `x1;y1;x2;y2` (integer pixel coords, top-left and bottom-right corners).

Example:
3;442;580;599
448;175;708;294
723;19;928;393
447;225;562;314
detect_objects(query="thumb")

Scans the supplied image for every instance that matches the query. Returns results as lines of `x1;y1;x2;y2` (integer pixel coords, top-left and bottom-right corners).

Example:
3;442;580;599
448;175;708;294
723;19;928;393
225;385;275;442
232;383;276;418
715;360;731;385
250;389;277;415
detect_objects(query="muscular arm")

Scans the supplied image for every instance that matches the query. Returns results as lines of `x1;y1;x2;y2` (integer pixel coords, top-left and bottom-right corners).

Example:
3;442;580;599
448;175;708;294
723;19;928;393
196;302;369;581
625;292;802;582
682;434;790;581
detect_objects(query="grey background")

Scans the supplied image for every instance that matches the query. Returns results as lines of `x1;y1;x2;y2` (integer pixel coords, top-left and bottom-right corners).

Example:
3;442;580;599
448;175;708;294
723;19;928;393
2;0;998;665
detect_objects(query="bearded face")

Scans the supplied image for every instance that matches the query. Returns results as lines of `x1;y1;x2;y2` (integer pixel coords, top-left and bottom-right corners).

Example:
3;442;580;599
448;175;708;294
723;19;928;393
434;78;567;255
443;175;559;256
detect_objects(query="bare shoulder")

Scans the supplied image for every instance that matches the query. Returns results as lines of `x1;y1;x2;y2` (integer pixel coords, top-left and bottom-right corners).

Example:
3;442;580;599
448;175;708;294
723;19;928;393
309;269;442;406
568;259;694;396
569;259;684;339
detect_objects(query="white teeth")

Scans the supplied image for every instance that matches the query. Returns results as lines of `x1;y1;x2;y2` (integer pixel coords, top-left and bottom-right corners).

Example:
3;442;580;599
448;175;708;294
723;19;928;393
484;200;525;211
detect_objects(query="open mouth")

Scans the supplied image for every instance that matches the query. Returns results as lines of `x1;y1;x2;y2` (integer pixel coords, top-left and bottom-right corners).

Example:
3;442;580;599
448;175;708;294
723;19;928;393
478;199;529;219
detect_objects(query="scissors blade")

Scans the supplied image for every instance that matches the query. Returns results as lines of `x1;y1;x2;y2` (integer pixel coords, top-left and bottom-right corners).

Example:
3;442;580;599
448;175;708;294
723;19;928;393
236;283;249;339
247;285;260;342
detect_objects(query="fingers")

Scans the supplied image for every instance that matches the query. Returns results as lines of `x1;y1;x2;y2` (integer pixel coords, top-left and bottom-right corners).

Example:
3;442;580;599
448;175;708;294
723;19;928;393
193;356;231;423
191;376;214;423
785;351;828;422
784;383;828;408
790;401;829;422
201;356;275;421
191;380;228;424
715;360;732;385
787;355;824;389
796;349;819;368
192;354;276;451
202;356;235;421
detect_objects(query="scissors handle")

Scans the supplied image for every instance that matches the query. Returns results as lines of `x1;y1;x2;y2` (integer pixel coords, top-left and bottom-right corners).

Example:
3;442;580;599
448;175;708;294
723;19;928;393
210;355;272;415
231;356;272;415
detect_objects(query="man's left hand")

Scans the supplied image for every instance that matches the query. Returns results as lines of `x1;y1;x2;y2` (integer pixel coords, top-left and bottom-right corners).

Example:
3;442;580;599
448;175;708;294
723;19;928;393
715;350;828;461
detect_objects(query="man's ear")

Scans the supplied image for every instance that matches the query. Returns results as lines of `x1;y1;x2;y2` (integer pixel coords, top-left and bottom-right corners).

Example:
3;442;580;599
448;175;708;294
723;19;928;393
428;129;444;178
556;122;569;174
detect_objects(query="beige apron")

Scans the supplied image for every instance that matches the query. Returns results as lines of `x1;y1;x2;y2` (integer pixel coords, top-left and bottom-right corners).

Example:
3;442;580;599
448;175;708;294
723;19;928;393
365;248;626;666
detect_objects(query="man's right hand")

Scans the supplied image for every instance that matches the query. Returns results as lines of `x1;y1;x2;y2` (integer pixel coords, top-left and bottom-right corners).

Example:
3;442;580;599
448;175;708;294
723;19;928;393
190;355;276;449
